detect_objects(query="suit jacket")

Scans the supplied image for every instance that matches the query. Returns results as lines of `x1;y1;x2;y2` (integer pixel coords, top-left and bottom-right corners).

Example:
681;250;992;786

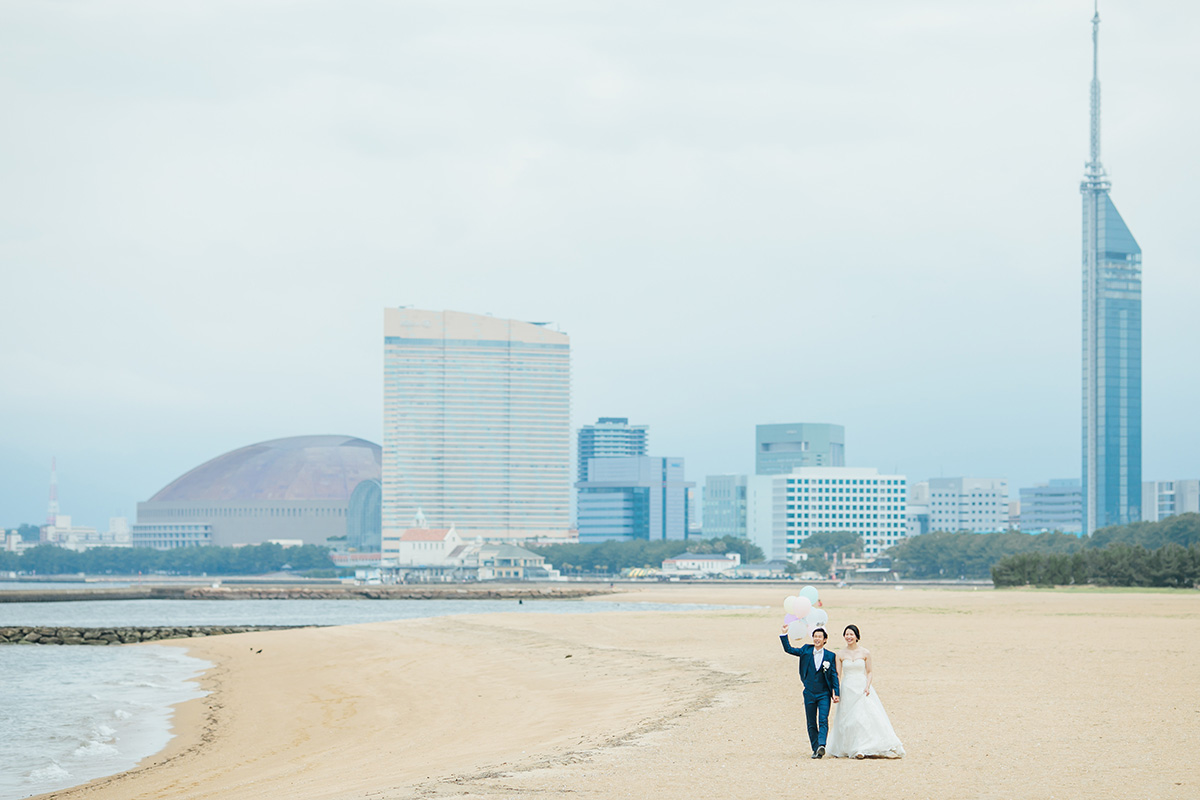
780;636;840;700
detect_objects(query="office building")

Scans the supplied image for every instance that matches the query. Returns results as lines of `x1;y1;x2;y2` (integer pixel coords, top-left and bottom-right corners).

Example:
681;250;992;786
576;417;648;481
1019;479;1084;534
1080;7;1142;534
134;435;382;549
382;309;571;541
703;474;748;538
1141;480;1200;523
576;456;693;543
755;423;845;475
905;481;931;539
747;467;907;561
926;477;1009;533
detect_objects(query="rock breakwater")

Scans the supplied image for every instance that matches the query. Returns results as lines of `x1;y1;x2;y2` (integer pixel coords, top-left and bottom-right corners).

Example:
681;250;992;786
0;625;309;645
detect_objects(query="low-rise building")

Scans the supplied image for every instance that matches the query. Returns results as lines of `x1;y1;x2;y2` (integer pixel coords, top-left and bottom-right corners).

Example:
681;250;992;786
661;552;741;577
927;477;1009;533
1142;480;1200;522
1019;479;1083;534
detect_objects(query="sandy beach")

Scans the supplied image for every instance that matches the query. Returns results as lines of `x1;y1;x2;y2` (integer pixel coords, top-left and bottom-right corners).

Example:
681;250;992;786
41;585;1200;800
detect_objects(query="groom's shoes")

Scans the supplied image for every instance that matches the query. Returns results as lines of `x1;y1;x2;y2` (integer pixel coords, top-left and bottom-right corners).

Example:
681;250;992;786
815;746;826;759
810;750;820;759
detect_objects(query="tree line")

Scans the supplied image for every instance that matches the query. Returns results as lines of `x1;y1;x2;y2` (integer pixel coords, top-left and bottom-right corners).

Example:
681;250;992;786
0;543;336;576
524;536;764;575
888;513;1200;586
990;543;1200;588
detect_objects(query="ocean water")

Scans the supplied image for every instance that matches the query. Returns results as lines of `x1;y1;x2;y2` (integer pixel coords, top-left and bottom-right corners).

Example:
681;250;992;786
0;645;209;800
0;598;734;799
0;597;725;628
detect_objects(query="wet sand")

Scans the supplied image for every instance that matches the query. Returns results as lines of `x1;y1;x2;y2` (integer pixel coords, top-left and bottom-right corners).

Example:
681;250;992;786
41;584;1200;800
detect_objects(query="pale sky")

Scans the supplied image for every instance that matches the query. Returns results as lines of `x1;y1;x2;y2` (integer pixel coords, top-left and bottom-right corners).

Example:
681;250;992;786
2;0;1197;529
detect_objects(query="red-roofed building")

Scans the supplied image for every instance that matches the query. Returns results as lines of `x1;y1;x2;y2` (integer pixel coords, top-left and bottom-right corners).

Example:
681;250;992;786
390;525;462;566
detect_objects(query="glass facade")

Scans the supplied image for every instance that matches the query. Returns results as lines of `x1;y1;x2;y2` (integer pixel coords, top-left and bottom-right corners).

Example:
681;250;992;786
382;309;571;541
755;423;845;475
576;456;692;543
1080;10;1141;535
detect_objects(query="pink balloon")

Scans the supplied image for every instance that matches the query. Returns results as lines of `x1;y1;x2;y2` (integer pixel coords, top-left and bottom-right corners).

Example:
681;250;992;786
793;597;812;618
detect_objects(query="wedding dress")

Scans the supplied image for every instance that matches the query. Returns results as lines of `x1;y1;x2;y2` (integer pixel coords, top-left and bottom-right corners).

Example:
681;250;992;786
825;658;905;758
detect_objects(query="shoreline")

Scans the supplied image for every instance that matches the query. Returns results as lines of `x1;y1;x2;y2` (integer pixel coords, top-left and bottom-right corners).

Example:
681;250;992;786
30;585;1200;800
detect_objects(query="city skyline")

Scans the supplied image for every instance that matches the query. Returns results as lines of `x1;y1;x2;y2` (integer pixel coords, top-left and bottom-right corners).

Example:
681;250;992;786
2;2;1198;529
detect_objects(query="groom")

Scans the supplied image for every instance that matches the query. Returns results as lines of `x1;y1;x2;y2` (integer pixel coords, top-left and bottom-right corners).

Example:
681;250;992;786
780;624;840;759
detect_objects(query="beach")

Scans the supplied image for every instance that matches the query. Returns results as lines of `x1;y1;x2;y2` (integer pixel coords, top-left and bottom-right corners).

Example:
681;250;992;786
40;585;1200;800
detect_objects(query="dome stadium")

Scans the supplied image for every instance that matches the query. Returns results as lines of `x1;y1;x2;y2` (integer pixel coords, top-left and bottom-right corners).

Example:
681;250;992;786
133;435;382;549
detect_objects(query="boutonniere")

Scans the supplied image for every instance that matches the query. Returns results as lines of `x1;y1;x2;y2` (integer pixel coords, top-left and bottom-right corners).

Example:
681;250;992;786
821;662;830;671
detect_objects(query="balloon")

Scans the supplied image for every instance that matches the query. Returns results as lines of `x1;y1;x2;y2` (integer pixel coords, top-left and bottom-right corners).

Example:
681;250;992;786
783;595;799;615
799;585;820;605
783;613;799;624
786;621;808;639
804;608;829;629
793;597;812;618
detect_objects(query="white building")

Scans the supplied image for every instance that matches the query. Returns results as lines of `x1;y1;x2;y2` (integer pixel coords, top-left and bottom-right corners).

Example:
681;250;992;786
748;467;908;561
384;524;463;567
927;478;1009;533
41;516;132;551
661;552;741;576
1142;480;1200;522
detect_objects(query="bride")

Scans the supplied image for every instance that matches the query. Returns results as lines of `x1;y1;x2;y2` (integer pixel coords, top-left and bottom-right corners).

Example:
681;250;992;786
826;625;905;759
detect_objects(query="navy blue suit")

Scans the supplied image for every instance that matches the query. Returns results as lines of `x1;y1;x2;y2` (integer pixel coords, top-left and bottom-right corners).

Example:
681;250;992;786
780;635;841;753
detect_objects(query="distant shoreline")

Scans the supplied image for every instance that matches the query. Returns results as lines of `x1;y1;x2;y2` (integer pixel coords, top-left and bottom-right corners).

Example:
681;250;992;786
0;583;618;603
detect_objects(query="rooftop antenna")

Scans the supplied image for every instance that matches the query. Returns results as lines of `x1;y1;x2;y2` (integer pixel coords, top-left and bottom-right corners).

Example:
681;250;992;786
1087;1;1104;178
47;457;58;526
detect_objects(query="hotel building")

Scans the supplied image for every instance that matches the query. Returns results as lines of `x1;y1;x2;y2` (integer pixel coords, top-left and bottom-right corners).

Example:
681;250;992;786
381;309;571;547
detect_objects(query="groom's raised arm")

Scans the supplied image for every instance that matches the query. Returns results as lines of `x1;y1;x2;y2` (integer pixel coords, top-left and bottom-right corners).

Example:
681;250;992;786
779;633;806;657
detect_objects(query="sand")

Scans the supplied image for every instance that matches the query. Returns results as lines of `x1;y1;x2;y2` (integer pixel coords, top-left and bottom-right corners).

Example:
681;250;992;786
40;584;1200;800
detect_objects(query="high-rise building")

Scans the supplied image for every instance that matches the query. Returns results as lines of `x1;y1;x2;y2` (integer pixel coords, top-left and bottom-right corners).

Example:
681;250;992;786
755;423;845;475
926;477;1009;533
702;474;748;538
1081;6;1142;534
1141;480;1200;523
382;309;571;542
576;417;648;481
1019;479;1084;534
747;467;907;561
575;456;692;543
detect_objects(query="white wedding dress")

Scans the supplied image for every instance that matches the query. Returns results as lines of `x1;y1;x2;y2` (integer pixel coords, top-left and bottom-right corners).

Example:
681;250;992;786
826;658;905;759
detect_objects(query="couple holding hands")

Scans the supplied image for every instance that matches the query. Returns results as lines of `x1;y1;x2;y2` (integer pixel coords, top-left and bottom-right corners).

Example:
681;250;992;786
779;623;905;760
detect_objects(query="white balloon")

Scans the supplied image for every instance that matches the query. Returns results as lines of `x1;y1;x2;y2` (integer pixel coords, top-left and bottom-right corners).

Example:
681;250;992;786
804;608;829;628
783;595;799;615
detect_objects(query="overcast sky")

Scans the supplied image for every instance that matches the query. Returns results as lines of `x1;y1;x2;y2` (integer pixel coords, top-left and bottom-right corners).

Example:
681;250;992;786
2;0;1197;529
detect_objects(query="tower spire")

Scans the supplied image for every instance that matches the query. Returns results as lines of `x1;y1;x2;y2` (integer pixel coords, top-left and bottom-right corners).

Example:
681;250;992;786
1088;1;1102;171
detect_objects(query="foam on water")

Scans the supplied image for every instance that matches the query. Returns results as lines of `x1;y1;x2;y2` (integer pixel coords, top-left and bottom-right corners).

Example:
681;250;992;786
0;646;210;800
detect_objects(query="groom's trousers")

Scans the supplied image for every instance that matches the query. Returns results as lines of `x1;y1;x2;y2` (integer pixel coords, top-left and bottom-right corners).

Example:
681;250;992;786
804;694;831;752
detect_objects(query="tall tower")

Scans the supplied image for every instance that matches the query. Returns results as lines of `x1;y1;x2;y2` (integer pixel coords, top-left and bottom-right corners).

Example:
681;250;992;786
1081;2;1142;535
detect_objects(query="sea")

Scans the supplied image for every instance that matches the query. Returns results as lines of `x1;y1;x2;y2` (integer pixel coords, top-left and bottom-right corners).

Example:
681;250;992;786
0;585;728;800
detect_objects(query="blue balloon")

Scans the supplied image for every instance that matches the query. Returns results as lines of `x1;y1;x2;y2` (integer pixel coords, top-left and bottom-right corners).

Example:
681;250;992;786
799;585;820;604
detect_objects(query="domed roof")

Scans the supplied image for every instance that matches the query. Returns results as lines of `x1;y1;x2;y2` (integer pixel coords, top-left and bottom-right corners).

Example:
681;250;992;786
149;435;382;503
